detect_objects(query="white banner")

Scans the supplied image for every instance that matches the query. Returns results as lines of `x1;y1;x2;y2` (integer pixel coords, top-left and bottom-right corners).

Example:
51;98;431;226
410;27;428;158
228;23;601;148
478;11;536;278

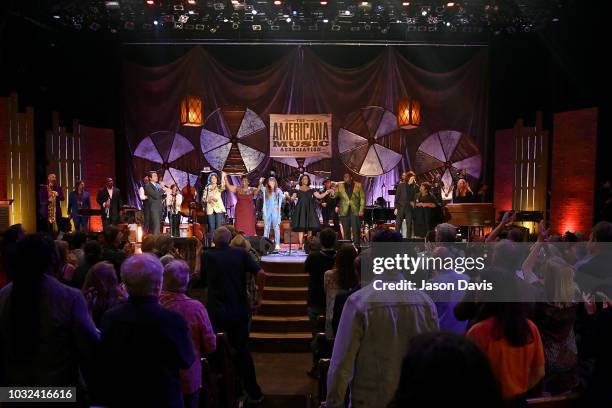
269;114;332;158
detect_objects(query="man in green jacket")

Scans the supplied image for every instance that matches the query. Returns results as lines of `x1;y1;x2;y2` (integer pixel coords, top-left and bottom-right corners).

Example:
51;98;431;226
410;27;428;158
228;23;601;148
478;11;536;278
334;173;366;246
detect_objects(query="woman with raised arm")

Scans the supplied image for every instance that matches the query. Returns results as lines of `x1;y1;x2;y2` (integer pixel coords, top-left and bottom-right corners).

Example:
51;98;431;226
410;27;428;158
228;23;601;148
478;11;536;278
203;172;226;239
224;174;264;237
291;174;334;250
262;177;284;249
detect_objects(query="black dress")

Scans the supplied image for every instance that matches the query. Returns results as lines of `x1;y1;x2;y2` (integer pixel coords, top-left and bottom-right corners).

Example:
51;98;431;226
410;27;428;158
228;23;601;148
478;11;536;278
291;188;320;232
414;193;437;237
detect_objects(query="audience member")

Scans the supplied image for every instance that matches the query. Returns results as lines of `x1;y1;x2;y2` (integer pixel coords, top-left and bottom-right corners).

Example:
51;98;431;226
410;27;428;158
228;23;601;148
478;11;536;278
0;223;26;285
199;227;265;403
323;243;358;338
161;260;216;408
325;229;438;408
576;221;612;294
99;253;195;407
54;240;76;284
141;234;158;254
81;261;127;327
0;233;99;400
71;240;103;290
70;230;88;267
389;332;503;407
101;225;128;272
331;255;362;337
229;233;262;317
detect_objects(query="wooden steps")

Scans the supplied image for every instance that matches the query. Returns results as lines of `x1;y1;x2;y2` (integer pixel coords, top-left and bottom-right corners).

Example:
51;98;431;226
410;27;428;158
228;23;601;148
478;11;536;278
253;257;311;351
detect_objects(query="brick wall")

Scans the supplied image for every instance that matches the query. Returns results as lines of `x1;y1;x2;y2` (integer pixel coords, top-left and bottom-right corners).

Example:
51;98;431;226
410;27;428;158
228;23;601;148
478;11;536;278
493;128;514;213
550;108;598;234
81;125;115;232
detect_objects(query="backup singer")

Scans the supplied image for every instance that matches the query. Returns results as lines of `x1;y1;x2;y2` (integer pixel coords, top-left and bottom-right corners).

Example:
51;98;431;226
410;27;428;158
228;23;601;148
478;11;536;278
143;172;165;234
453;177;475;203
291;174;333;249
203;172;226;237
320;178;339;232
224;173;264;236
38;173;65;235
68;180;91;232
334;173;366;246
413;182;438;238
394;171;417;238
166;184;182;237
96;178;122;228
138;175;150;233
262;177;283;249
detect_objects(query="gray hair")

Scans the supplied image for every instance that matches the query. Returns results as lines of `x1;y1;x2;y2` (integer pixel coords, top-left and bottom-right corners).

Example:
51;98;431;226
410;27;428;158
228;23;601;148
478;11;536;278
213;227;232;247
435;223;457;243
159;254;176;267
120;253;163;297
163;260;190;293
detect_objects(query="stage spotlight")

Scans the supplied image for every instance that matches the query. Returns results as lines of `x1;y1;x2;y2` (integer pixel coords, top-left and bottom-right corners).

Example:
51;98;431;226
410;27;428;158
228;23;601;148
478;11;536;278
323;18;329;23
252;24;261;30
223;18;228;22
360;1;369;6
251;9;257;15
187;0;196;4
232;22;239;29
53;15;61;20
446;2;455;7
402;1;410;6
188;10;194;14
146;0;155;5
446;21;451;26
421;9;427;16
105;1;120;9
153;20;159;25
274;0;281;5
331;24;340;31
320;1;328;5
286;17;292;23
292;10;298;16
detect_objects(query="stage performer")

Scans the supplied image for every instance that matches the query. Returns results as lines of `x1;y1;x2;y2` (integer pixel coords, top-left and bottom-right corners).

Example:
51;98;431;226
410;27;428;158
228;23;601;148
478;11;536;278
262;177;283;249
224;173;264;236
413;182;438;238
203;172;226;238
453;177;475;203
291;174;334;249
96;177;122;228
144;171;165;235
166;184;182;237
38;173;65;236
334;173;366;246
320;178;339;232
394;171;417;238
68;180;91;232
138;175;150;233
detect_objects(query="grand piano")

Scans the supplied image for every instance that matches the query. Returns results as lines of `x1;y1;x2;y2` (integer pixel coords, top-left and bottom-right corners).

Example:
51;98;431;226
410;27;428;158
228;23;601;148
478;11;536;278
444;203;496;227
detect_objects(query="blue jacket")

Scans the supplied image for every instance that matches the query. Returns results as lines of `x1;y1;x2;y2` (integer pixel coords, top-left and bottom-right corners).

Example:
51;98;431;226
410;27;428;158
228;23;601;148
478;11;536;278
68;191;91;217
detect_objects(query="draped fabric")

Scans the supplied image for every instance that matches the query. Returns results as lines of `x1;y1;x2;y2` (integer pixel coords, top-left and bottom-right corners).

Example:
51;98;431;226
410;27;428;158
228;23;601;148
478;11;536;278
122;46;488;207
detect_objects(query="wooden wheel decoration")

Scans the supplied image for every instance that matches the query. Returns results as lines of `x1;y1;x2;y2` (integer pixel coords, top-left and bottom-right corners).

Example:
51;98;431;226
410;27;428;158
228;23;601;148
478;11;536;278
337;106;403;176
133;131;199;188
413;130;482;199
200;107;267;175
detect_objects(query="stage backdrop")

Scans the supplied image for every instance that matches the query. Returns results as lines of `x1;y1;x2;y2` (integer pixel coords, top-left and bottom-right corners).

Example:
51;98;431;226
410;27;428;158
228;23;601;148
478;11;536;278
122;46;488;208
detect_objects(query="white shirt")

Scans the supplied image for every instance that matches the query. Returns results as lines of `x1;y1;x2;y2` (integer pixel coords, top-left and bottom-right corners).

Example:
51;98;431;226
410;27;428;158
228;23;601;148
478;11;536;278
165;192;183;214
138;186;147;201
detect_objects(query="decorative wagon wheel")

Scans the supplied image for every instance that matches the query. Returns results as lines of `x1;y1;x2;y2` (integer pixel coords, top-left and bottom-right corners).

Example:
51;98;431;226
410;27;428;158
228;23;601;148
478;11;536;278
133;131;199;189
272;157;332;190
200;107;267;175
337;106;403;177
413;130;482;200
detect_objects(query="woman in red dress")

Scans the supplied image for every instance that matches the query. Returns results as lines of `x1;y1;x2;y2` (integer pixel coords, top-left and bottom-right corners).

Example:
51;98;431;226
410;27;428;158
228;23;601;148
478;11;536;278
224;173;264;236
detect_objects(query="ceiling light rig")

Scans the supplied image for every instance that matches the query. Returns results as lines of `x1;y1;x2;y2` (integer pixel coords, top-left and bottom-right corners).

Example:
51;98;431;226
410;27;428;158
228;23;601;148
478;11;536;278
44;0;565;40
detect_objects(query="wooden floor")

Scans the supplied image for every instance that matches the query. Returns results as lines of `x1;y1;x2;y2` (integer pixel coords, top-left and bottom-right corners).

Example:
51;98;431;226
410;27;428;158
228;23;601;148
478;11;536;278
253;352;316;405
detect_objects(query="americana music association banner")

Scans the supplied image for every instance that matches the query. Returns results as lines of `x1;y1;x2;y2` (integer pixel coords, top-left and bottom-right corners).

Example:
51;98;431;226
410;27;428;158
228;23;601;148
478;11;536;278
269;114;332;158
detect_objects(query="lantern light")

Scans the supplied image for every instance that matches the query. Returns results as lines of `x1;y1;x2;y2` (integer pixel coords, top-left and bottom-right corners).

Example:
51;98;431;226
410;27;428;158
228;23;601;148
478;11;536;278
180;95;203;127
397;97;421;129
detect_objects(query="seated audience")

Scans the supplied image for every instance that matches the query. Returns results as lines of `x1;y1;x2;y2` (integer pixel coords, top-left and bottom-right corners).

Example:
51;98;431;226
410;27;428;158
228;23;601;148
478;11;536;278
71;240;103;290
389;332;503;407
466;275;545;401
199;227;265;403
81;261;127;327
70;230;88;267
425;246;470;334
324;243;358;338
576;221;612;294
0;233;99;400
101;225;128;272
141;233;158;255
99;253;195;407
331;255;362;337
326;229;439;408
161;260;216;408
54;239;76;284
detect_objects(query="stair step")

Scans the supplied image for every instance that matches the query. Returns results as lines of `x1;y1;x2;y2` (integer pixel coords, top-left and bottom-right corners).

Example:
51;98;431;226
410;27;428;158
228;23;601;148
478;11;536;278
264;286;308;301
251;315;311;333
250;331;311;352
259;299;308;316
265;272;309;287
261;260;306;275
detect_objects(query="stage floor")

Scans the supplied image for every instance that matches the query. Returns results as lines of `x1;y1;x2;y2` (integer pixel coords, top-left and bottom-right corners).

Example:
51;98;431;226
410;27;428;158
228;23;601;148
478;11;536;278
261;248;308;263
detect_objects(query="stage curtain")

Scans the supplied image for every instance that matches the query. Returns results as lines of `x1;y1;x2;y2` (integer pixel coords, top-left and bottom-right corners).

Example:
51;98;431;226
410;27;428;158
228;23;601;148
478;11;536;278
122;46;488;207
